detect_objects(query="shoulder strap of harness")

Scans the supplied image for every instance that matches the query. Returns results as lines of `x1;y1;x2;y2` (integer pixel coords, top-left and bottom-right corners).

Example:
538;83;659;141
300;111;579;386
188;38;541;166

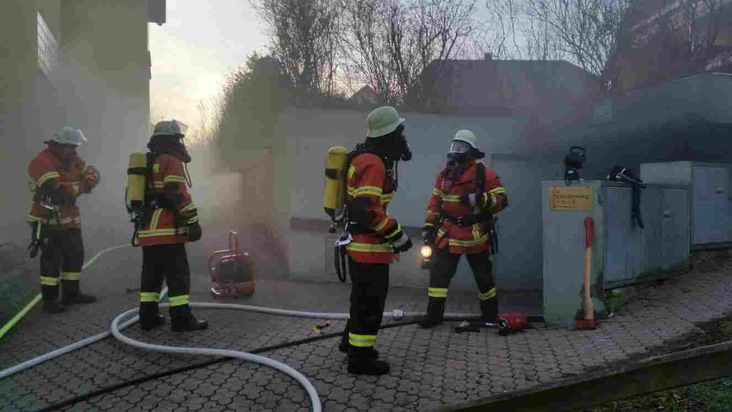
344;144;390;192
475;160;485;199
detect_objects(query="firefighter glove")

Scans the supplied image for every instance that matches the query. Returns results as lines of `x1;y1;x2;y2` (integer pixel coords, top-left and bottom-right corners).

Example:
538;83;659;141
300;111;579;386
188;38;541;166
187;222;202;242
462;192;479;207
422;225;436;245
391;230;413;253
83;165;100;188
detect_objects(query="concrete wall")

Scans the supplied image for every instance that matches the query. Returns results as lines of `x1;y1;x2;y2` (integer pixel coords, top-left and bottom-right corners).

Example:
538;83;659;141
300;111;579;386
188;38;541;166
1;1;54;252
285;108;530;226
283;108;534;291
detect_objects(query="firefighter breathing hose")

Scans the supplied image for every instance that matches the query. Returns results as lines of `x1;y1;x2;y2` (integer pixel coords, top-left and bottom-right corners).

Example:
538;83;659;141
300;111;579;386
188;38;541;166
0;242;498;411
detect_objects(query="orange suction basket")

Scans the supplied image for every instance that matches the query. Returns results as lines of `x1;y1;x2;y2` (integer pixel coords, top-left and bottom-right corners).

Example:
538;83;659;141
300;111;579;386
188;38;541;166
209;231;255;299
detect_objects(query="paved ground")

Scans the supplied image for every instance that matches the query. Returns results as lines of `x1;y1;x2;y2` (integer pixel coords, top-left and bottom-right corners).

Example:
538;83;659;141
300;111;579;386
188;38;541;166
1;245;731;412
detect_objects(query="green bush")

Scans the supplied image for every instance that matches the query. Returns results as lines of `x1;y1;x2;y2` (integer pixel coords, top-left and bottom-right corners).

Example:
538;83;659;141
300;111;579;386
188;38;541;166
691;379;732;412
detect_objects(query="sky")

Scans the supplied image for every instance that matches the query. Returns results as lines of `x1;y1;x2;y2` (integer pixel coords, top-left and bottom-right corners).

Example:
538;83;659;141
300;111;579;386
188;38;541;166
149;0;269;133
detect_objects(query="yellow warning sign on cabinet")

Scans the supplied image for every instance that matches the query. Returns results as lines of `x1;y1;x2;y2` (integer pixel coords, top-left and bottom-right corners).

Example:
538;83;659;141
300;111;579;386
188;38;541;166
549;185;593;211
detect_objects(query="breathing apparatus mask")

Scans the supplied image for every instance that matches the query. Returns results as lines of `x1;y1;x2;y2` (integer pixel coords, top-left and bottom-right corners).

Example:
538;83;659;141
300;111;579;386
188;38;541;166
148;134;191;163
399;136;412;161
391;125;412;162
447;140;484;164
374;125;411;162
48;142;78;161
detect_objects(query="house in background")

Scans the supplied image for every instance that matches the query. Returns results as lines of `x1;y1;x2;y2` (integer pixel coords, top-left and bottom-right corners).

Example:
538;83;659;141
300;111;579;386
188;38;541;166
418;54;602;119
348;85;379;106
0;0;166;247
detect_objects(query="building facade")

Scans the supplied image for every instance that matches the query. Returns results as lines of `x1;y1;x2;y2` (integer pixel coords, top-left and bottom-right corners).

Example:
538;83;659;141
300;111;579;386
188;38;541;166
0;0;165;248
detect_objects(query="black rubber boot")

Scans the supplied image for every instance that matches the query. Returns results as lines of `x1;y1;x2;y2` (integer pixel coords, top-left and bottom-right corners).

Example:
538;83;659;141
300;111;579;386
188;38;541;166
347;347;390;376
338;321;379;358
139;302;166;331
479;297;498;326
418;297;446;329
338;341;379;359
43;301;67;313
61;280;97;304
41;285;66;313
171;305;208;332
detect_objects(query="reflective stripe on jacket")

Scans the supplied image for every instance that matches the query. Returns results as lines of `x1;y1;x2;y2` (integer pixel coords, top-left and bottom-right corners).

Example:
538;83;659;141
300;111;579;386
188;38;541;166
137;153;199;247
424;161;508;255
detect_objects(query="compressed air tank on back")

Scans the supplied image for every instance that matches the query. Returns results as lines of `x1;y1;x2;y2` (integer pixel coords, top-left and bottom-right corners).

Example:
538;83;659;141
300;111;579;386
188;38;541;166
127;152;148;210
323;146;349;220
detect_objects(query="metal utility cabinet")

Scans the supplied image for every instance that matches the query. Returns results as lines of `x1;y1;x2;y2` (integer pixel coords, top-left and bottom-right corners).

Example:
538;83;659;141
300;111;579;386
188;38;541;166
542;180;690;327
641;162;732;250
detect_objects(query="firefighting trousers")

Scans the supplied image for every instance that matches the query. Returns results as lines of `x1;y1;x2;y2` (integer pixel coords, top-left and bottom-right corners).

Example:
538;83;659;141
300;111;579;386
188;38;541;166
139;244;192;312
342;257;390;351
426;247;498;322
39;228;84;301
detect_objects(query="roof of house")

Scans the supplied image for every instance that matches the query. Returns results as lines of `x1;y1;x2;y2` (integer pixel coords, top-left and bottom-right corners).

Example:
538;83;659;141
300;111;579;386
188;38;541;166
349;85;378;103
420;59;601;116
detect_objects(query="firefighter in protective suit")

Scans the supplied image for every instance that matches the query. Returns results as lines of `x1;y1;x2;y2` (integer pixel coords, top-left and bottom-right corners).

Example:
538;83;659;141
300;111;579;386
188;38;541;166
419;130;508;328
337;106;414;375
135;120;207;332
27;126;100;313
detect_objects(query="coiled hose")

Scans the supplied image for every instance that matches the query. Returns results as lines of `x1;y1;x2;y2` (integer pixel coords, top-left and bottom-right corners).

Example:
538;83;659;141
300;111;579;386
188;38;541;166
110;305;323;412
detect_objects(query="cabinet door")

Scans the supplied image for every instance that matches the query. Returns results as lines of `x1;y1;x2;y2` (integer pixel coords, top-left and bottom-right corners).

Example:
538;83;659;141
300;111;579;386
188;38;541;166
660;188;691;268
640;186;663;274
604;186;641;282
728;170;732;243
692;167;728;244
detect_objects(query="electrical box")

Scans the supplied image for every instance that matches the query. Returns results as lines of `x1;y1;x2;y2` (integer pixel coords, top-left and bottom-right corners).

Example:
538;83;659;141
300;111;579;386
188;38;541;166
541;180;690;327
640;161;732;250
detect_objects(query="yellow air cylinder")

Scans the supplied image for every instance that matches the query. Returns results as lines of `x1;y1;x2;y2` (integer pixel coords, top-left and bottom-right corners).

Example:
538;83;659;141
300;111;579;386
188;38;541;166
127;152;148;210
324;146;349;220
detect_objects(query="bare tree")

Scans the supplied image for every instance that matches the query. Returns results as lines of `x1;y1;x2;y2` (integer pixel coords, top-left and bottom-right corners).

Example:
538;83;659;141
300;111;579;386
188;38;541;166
484;0;564;61
526;0;630;80
607;0;729;91
251;0;341;100
339;0;479;107
189;99;214;146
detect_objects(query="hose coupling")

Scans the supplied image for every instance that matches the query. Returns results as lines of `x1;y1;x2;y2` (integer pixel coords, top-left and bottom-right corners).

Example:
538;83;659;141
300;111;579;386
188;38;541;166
391;309;404;321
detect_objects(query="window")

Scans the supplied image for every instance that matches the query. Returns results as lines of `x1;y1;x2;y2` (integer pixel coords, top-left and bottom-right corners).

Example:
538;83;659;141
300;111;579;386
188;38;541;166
37;12;58;75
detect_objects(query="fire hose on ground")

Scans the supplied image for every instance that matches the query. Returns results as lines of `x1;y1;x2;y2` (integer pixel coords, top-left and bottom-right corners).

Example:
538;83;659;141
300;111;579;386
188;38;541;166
0;242;541;412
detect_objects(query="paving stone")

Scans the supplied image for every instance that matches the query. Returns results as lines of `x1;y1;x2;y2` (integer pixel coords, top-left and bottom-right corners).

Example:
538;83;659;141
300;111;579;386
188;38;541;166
2;255;732;411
